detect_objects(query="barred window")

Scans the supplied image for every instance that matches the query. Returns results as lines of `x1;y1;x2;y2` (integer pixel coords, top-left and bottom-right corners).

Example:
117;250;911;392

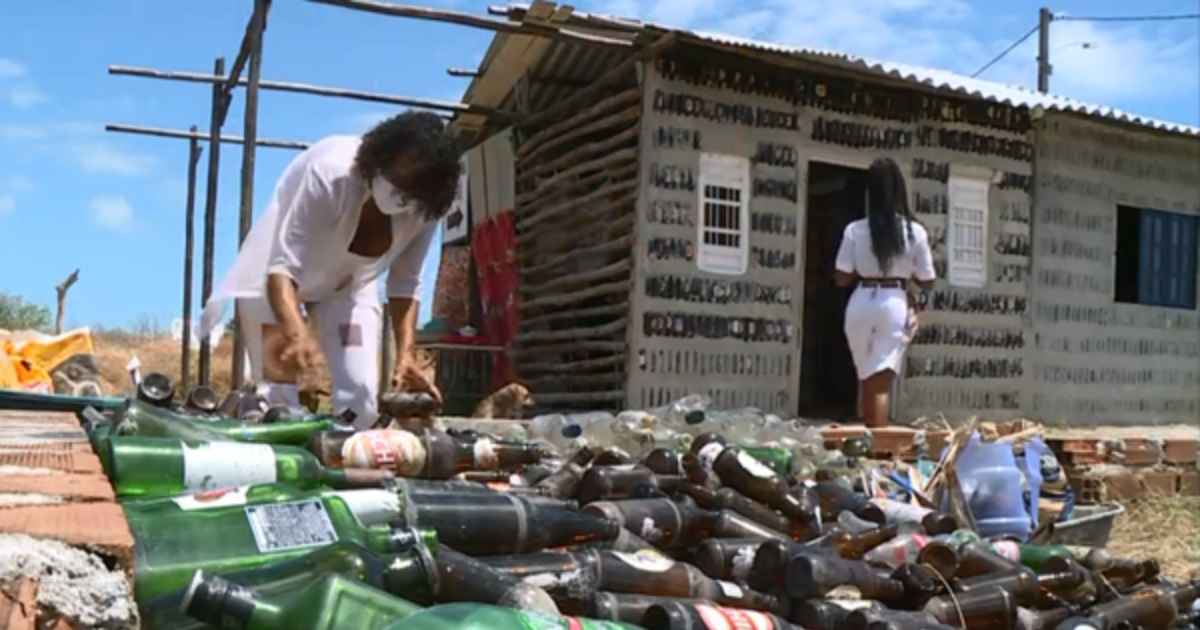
697;153;750;275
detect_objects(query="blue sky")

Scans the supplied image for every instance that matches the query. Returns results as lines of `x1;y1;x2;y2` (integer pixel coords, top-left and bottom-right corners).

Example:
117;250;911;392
2;1;1197;331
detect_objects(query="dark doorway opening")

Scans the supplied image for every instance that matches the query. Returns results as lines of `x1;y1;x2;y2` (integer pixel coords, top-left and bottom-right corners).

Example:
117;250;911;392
798;162;868;420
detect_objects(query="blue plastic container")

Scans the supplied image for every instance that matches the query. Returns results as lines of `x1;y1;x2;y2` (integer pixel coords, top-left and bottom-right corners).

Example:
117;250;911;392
951;433;1035;539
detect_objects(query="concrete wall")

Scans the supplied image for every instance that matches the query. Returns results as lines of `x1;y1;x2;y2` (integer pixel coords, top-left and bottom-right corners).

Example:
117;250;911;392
627;51;1036;419
1029;114;1200;424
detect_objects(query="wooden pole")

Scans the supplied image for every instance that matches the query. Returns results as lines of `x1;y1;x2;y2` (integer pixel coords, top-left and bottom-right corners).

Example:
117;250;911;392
232;0;268;389
107;65;512;119
54;269;80;335
104;123;309;150
199;57;226;387
181;128;203;391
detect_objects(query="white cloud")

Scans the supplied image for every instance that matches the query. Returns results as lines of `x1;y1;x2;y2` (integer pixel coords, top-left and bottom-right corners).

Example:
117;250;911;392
0;195;13;216
6;85;48;109
73;143;157;176
0;58;25;80
89;195;135;232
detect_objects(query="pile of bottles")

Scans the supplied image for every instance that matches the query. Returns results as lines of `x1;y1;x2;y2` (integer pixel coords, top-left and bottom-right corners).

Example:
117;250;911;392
77;380;1199;630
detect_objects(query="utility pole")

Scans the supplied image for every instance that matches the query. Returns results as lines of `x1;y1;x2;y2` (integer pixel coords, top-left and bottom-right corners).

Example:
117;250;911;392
1037;7;1053;93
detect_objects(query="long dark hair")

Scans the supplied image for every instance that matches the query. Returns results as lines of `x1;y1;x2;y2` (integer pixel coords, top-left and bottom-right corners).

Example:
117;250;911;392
866;157;915;274
355;111;463;221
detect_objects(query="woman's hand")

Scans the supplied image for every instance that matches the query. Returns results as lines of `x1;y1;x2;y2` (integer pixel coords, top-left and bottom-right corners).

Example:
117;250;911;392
391;357;443;404
278;329;322;371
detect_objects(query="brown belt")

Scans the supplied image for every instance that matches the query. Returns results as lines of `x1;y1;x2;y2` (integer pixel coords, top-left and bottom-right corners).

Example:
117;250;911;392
858;278;907;289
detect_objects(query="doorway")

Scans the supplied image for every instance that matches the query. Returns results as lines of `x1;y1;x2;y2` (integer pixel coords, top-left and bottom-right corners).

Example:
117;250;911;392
798;161;867;420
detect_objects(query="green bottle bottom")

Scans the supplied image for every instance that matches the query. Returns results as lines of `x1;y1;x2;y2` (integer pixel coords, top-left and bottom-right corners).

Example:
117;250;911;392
384;603;640;630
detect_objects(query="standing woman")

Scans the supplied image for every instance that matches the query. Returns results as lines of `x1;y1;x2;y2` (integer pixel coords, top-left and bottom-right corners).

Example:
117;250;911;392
833;158;936;427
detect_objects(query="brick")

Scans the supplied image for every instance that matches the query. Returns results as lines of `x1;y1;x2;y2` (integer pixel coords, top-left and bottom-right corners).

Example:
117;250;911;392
1121;439;1161;467
869;427;919;459
0;503;134;573
1100;471;1141;501
1179;471;1200;497
1138;471;1178;498
821;425;869;451
0;450;102;475
0;577;38;630
1047;438;1104;466
1164;439;1199;465
0;473;114;502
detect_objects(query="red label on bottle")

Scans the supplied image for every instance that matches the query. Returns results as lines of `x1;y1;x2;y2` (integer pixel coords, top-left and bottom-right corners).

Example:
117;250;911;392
366;432;397;466
194;488;232;502
566;618;584;630
695;604;774;630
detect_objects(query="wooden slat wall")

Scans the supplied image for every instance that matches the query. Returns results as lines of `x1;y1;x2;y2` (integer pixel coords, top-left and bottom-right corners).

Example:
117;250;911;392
512;83;642;411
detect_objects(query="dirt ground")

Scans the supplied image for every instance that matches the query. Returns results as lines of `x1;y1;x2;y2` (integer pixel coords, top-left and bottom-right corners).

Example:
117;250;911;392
1107;496;1200;582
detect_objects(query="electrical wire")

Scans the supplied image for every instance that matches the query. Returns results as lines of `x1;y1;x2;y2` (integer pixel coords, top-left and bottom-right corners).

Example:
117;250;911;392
1054;13;1200;22
971;24;1040;78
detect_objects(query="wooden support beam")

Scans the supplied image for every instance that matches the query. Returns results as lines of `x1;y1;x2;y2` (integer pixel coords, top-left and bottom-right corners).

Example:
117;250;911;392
520;279;631;311
526;372;625;388
516;160;638;211
221;0;272;107
518;354;627;374
510;341;625;356
54;270;80;335
518;319;626;344
520;303;629;330
105;124;309;150
447;67;479;77
519;184;637;234
518;212;633;253
522;234;634;278
181;130;203;390
525;146;638;199
520;259;631;296
198;56;225;387
521;125;639;182
519;105;640;167
518;88;640;158
109;65;513;119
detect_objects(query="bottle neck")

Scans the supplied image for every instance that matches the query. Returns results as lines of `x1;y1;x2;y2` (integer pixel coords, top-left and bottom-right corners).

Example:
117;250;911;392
182;572;278;629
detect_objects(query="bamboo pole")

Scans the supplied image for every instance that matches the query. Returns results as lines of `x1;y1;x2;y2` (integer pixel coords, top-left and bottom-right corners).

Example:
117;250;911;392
522;235;634;277
518;184;637;233
520;125;639;181
520;259;631;296
181;129;203;391
520;303;629;329
518;88;640;159
520;279;630;311
519;106;640;167
104;124;310;149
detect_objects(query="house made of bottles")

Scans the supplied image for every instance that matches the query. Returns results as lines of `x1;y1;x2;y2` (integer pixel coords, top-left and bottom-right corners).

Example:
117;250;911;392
431;2;1200;425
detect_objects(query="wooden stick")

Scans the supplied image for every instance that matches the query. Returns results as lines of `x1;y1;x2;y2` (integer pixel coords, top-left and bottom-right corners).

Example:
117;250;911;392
532;390;626;404
180;131;203;390
518;182;638;233
518;353;628;374
520;303;628;330
526;372;625;388
518;215;634;261
520;125;639;182
524;146;639;198
105;123;309;150
198;56;225;387
520;279;631;311
519;106;640;168
522;235;635;277
221;0;271;107
518;88;641;159
518;193;637;245
517;319;626;344
54;269;80;335
520;259;631;296
510;341;625;356
515;160;638;212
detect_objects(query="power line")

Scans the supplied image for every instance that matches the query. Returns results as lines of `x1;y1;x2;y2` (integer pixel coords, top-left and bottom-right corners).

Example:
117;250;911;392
972;24;1040;78
1054;13;1200;22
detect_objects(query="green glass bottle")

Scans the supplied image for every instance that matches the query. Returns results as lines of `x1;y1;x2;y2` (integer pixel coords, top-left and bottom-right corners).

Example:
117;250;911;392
107;436;393;499
740;446;795;477
1015;543;1074;572
142;535;438;630
382;602;641;629
125;483;413;603
182;570;421;630
113;399;338;446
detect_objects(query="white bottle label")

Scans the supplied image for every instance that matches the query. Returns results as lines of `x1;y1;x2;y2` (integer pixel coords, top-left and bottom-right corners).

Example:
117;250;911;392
474;438;500;469
716;580;744;600
612;549;675;573
731;547;756;580
181;442;277;491
736;451;776;479
697;442;725;471
172;486;251;511
331;489;401;527
640;517;663;543
694;604;774;630
341;430;427;477
245;499;339;553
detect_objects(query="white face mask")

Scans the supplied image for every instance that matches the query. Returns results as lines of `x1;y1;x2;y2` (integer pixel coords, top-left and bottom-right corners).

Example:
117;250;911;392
371;174;416;216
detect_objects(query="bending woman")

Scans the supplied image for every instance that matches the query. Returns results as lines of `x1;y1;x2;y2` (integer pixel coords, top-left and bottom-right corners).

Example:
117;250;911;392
833;158;936;427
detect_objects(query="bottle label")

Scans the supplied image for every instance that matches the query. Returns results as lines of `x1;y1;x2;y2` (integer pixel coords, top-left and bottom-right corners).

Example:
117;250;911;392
612;549;675;573
474;438;500;469
181;441;277;491
331;489;401;528
694;604;774;630
992;540;1021;562
716;580;744;600
244;499;339;553
697;442;725;471
736;451;776;479
172;486;251;511
341;430;426;476
639;517;664;543
731;547;756;580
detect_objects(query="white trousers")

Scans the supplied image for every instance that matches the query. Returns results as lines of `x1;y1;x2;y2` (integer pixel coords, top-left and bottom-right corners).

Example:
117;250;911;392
843;286;910;381
237;282;382;429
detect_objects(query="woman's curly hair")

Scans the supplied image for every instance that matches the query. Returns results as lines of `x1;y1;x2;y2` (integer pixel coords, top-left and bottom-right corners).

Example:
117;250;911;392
355;111;463;221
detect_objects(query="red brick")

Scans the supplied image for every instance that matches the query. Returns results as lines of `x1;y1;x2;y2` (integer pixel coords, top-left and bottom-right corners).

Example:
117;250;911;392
1047;438;1104;466
1101;472;1141;501
1178;471;1200;497
1164;439;1199;465
0;450;102;475
870;427;919;459
1121;439;1161;466
1138;471;1178;498
0;474;114;502
0;503;134;577
0;577;38;630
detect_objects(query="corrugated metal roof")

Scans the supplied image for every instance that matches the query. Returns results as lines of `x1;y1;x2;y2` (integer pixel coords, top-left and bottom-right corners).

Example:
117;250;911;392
494;3;1200;137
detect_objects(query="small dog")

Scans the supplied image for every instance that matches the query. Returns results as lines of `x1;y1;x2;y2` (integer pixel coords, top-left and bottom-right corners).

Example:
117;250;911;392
471;382;535;419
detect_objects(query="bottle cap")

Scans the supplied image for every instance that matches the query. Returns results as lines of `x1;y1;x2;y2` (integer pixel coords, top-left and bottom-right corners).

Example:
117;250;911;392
137;373;175;407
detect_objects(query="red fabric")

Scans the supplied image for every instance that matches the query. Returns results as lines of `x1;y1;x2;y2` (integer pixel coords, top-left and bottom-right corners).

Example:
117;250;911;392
471;213;518;387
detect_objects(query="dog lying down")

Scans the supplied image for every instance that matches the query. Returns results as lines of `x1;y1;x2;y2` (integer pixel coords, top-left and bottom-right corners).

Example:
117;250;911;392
471;382;535;419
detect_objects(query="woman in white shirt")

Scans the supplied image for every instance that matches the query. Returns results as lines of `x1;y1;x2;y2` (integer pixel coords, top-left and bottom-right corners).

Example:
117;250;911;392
199;112;461;428
833;158;936;427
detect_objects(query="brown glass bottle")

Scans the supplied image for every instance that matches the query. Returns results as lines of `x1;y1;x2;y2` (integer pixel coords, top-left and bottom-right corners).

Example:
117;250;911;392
814;481;886;524
586;593;705;625
712;447;818;524
785;553;906;603
576;466;687;505
581;497;716;550
833;523;900;560
593;448;636;466
681;453;722;492
748;540;829;594
643;601;799;630
790;600;882;630
596;550;784;613
405;491;618;554
683;485;813;541
1016;606;1072;630
923;585;1018;630
1056;582;1199;630
890;563;944;609
534;448;595;499
691;538;765;581
309;428;545;479
378;391;441;418
843;609;957;630
643;449;684;476
477;549;601;599
429;547;559;614
955;567;1048;606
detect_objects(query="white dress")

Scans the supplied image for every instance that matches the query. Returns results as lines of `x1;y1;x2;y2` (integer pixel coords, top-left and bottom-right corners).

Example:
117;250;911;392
834;218;936;380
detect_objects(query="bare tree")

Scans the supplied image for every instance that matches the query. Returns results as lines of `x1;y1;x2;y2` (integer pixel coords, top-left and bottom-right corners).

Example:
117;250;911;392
55;269;80;335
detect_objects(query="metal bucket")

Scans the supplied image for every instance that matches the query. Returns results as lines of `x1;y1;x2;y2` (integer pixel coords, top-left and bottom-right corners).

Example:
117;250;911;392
1036;503;1126;547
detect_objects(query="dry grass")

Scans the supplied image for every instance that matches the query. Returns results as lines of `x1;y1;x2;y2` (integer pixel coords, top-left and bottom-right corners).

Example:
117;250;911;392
1107;496;1200;582
93;331;237;396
